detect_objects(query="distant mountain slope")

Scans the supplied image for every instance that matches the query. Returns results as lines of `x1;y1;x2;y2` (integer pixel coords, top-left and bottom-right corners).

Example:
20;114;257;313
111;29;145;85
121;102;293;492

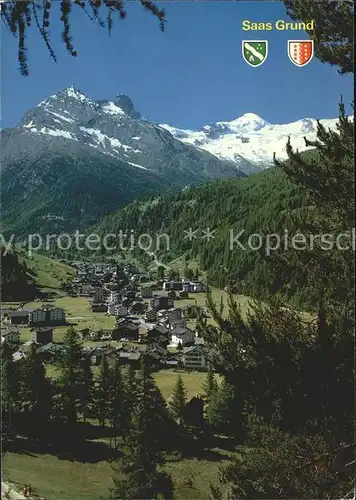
2;86;345;238
1;87;246;236
91;162;318;308
160;112;350;168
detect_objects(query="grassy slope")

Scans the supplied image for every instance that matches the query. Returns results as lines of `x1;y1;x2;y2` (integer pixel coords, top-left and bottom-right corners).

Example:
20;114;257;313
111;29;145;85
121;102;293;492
19;250;76;293
1;247;75;301
3;448;230;500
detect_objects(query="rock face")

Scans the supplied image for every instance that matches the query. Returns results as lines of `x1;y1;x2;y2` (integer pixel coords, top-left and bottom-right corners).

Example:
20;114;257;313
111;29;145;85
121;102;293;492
1;87;250;236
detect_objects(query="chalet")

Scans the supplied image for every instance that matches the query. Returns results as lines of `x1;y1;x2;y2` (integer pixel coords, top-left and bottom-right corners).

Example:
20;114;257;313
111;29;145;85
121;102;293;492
0;308;16;321
182;304;203;319
163;280;186;291
144;350;162;368
113;320;140;341
163;280;204;293
147;325;170;345
151;296;174;311
92;288;107;303
117;350;142;368
130;301;146;315
4;310;31;325
167;307;183;322
36;342;63;361
1;328;21;347
145;308;157;322
168;317;187;329
145;343;168;359
182;345;208;370
140;286;153;298
91;303;107;313
108;304;128;317
191;282;204;293
170;326;195;347
32;327;53;345
164;354;180;369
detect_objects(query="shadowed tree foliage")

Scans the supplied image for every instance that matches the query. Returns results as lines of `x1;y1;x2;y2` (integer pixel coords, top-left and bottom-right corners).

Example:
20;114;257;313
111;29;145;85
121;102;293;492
203;4;354;494
283;0;354;74
1;347;21;448
110;357;174;499
270;102;354;308
1;0;166;76
212;417;355;500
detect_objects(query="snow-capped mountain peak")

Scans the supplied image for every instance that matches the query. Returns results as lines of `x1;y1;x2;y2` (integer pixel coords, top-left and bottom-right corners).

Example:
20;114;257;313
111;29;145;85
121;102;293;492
220;112;269;132
14;87;242;178
64;85;86;100
159;112;350;169
15;86;351;176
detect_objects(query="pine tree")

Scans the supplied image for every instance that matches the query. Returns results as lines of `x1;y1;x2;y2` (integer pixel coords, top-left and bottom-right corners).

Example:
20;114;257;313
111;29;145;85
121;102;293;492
57;326;83;428
204;385;221;429
157;265;165;280
214;418;355;499
20;342;53;439
110;357;173;499
1;352;20;446
283;0;353;74
1;0;166;76
215;378;238;434
202;5;354;493
124;364;137;427
79;356;94;423
168;375;187;424
108;361;128;444
201;365;217;402
96;355;110;427
183;265;194;280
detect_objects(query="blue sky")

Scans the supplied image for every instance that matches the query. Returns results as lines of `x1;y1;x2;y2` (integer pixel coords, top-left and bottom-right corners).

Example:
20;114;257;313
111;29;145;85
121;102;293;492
1;1;353;129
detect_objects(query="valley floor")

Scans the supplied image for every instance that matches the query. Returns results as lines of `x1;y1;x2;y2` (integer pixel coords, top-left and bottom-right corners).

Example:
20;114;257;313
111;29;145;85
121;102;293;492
2;280;313;499
2;288;243;499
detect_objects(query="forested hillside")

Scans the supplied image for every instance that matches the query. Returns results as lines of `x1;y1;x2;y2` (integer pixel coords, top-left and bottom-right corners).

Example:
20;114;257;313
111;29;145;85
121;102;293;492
93;158;315;308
